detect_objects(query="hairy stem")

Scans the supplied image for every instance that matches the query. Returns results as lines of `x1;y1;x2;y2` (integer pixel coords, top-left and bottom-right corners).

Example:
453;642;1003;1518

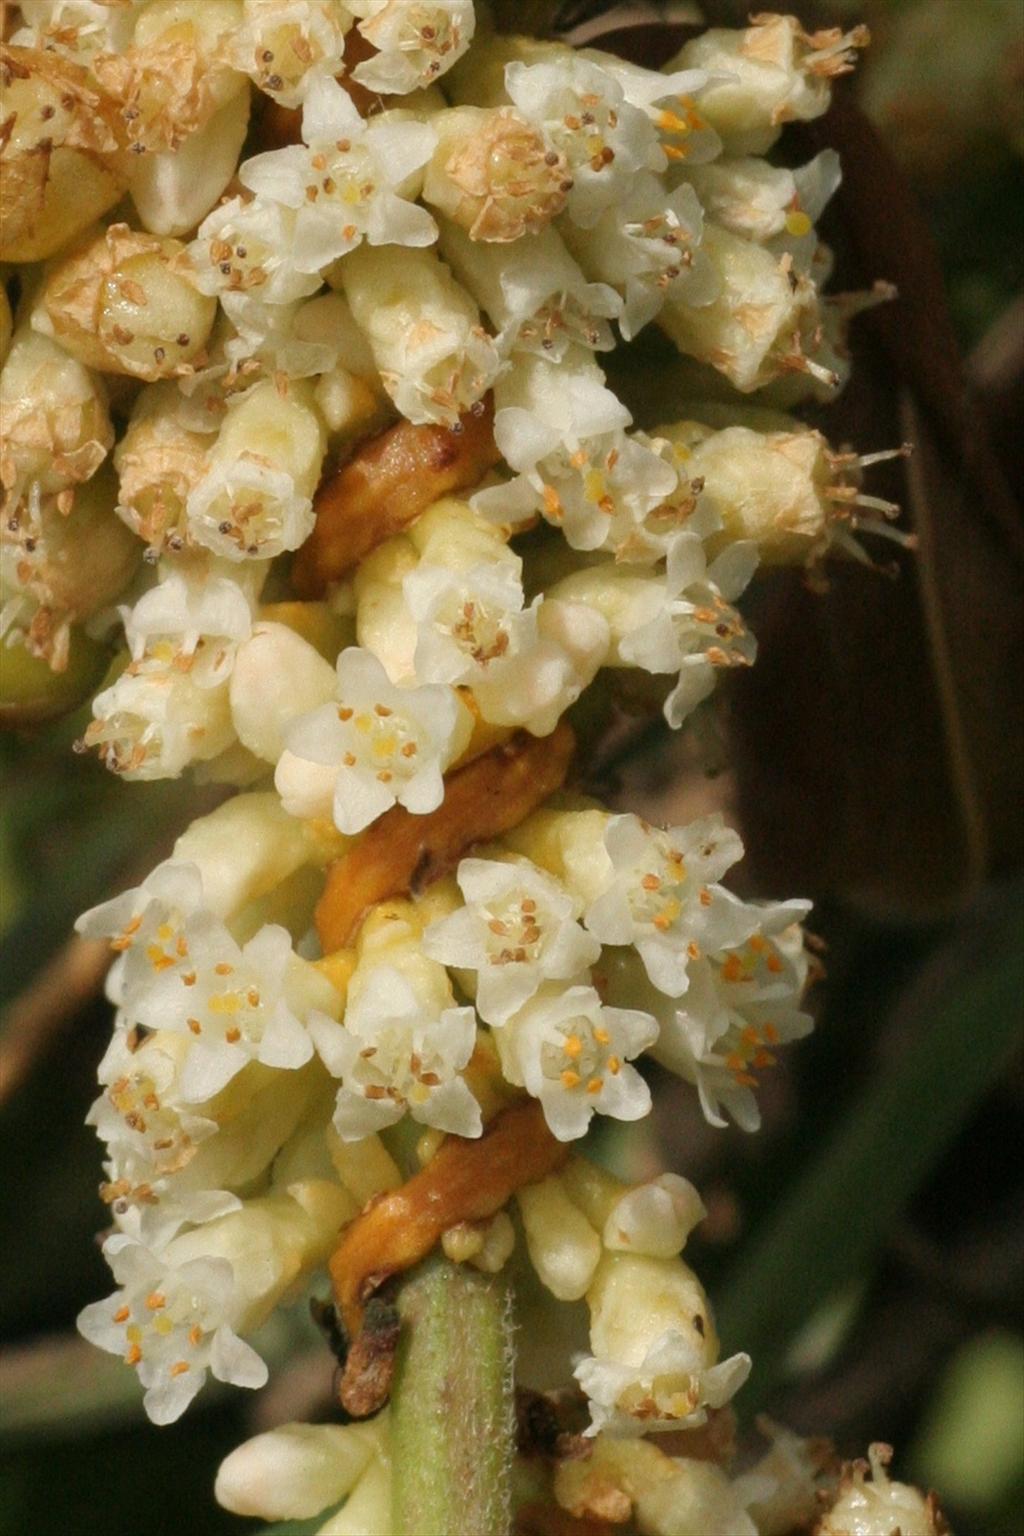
391;1254;515;1536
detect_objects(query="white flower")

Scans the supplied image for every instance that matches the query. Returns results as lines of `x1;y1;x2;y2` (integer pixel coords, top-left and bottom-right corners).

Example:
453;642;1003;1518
239;78;437;275
565;173;719;339
473;354;681;560
234;0;354;109
422;857;601;1025
583;52;722;166
122;566;258;683
77;861;207;991
576;1329;751;1437
12;0;139;63
402;559;608;735
653;901;813;1131
617;532;759;728
277;646;472;834
220;294;348;381
309;964;481;1140
82;564;261;780
350;0;475;95
503;984;657;1142
89;1026;216;1176
78;1238;267;1424
492;425;681;563
504;55;666;229
186;457;316;562
440;225;622;363
129;921;324;1101
188;195;323;308
84;666;237;780
584;814;749;996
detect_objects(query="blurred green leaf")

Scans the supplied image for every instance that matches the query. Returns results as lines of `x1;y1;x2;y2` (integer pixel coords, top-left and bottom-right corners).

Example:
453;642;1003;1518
717;902;1024;1411
910;1331;1024;1508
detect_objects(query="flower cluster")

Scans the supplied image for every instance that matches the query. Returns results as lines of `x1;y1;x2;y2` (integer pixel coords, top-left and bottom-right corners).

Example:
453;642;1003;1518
0;3;939;1528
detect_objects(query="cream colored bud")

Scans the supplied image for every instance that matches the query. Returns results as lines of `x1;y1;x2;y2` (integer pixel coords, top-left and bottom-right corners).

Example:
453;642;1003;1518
0;328;113;503
603;1175;706;1259
1;467;139;670
93;0;247;155
470;1210;516;1273
588;1252;718;1371
130;85;252;238
818;1445;945;1536
37;224;217;381
658;222;821;393
187;377;326;559
316;1455;391;1536
423;106;572;242
315;366;392;444
187;1058;326;1190
501;807;614;909
171;789;341;918
669;15;868;156
518;1175;602;1300
113;383;212;554
337;244;501;427
556;1152;630;1228
326;1127;403;1206
658;420;832;562
216;1420;385;1520
230;622;337;762
163;1184;352;1334
0;45;127;262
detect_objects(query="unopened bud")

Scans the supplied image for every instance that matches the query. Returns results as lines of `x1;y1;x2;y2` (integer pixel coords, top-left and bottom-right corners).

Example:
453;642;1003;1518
37;224;217;382
423;106;572;242
216;1419;385;1520
0;45;126;262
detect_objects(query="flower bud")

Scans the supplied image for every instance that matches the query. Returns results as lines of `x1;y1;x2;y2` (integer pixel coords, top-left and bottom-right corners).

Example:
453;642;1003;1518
0;328;113;507
92;0;247;156
0;45;126;262
668;15;869;156
336;243;501;427
113;383;213;555
658;222;825;393
817;1445;946;1536
162;1184;352;1334
37;224;217;381
0;623;108;726
422;106;572;242
602;1174;706;1259
170;789;342;918
326;1126;403;1205
230;621;337;762
186;378;326;559
2;467;140;670
315;1455;391;1536
215;1419;386;1520
517;1174;602;1300
129;86;252;239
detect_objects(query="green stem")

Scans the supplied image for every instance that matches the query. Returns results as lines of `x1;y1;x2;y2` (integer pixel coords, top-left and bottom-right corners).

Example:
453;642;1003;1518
390;1254;515;1536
